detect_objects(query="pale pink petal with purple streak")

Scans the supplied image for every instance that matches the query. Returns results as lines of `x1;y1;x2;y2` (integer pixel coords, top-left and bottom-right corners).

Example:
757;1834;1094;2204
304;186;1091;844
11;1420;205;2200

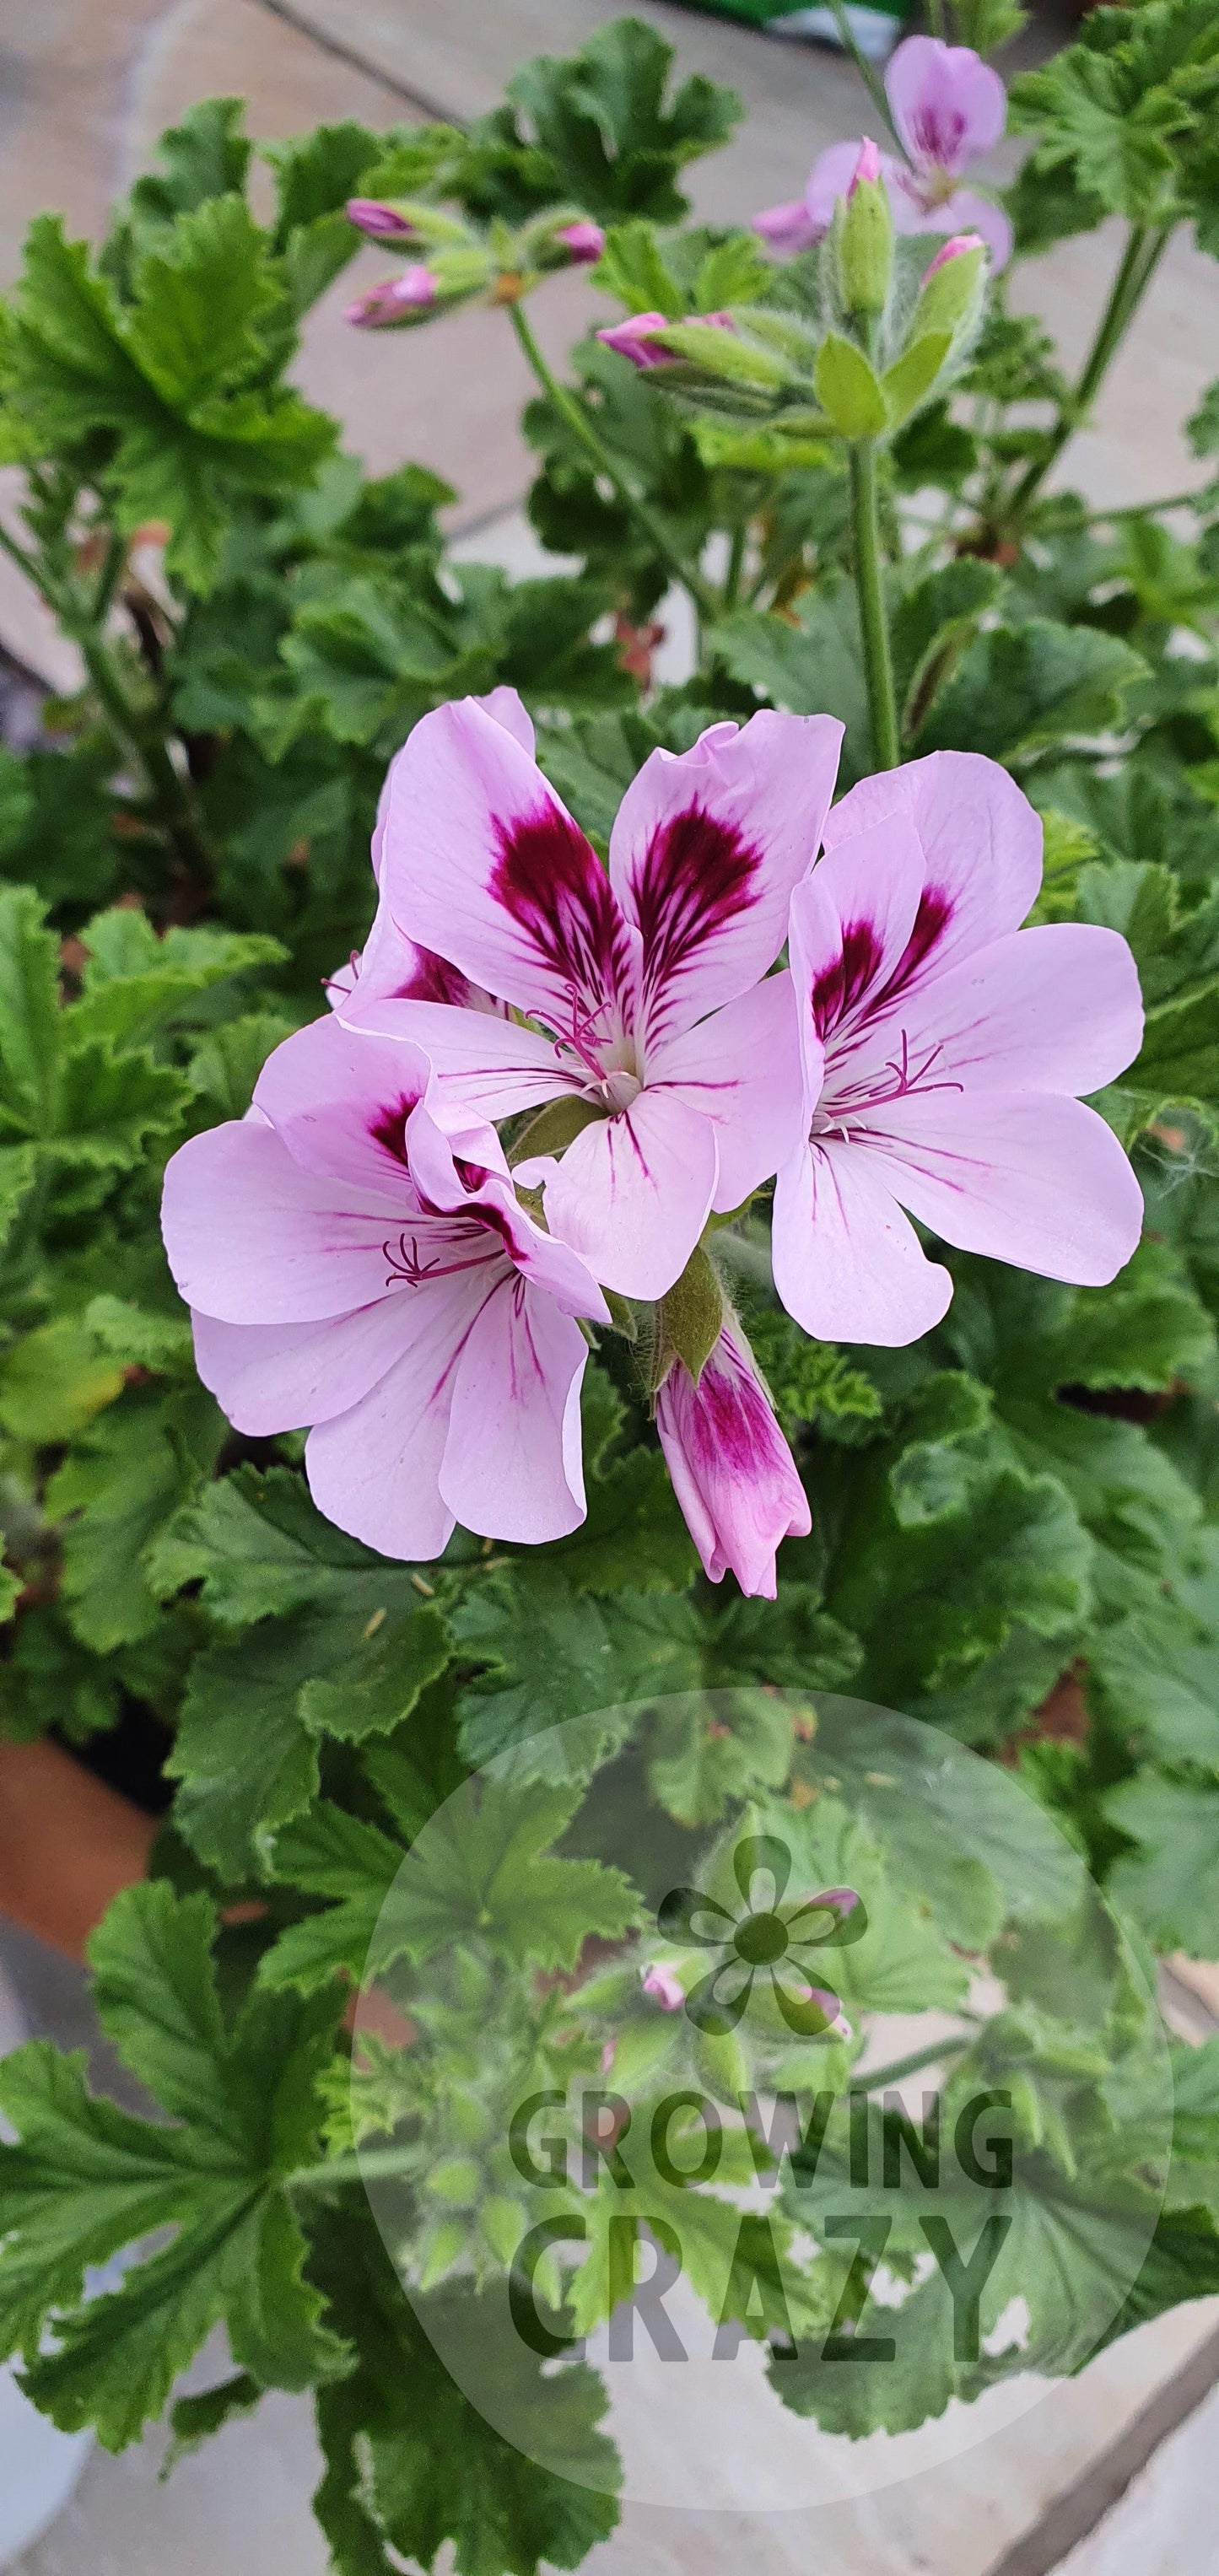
885;35;1006;174
772;1135;952;1345
655;1326;811;1598
440;1281;589;1541
821;751;1044;992
348;994;581;1126
536;1085;719;1300
379;697;636;1039
191;1299;428;1436
304;1280;488;1560
859;1091;1144;1283
837;921;1143;1106
608;710;843;1053
647;972;806;1212
161;1122;405;1325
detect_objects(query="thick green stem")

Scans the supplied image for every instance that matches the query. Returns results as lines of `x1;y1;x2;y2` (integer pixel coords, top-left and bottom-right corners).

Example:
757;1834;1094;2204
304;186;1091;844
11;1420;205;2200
826;0;906;154
1005;224;1170;529
509;299;720;624
849;439;900;769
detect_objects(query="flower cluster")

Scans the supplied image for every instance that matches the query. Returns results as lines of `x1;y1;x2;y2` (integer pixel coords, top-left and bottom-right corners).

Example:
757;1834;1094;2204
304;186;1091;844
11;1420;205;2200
162;693;1142;1597
343;199;607;329
754;34;1013;272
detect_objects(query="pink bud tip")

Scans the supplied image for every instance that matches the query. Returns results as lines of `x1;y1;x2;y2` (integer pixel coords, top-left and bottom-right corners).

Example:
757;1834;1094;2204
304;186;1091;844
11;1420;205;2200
345;198;415;240
641;1964;685;2012
921;231;985;282
557;219;607;264
595;311;672;368
344;265;439;327
850;136;882;192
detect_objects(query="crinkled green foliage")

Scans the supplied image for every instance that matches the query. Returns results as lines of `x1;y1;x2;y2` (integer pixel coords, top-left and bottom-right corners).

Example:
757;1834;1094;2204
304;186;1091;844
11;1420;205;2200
2;12;1219;2569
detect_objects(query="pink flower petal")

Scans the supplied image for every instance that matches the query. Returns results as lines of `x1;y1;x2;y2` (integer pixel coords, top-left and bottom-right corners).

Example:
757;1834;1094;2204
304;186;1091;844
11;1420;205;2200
190;1301;419;1436
648;972;806;1213
752;197;822;254
885;35;1006;176
304;1278;490;1559
803;137;874;234
655;1325;811;1598
822;752;1044;992
349;996;580;1127
162;1122;407;1325
772;1135;952;1346
860;1091;1144;1285
833;922;1144;1111
440;1279;589;1542
251;1017;446;1200
376;698;637;1044
903;184;1012;272
608;711;843;1056
540;1085;719;1300
369;688;534;887
790;814;926;1059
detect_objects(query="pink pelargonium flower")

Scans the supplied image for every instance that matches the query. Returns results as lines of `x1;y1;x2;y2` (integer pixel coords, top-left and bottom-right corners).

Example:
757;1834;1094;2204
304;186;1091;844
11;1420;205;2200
771;753;1145;1347
344;691;842;1301
752;35;1011;271
655;1324;811;1598
159;1015;609;1560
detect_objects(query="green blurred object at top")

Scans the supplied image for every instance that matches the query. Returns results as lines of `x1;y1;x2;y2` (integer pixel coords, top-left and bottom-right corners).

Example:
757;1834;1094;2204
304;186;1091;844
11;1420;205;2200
672;0;919;56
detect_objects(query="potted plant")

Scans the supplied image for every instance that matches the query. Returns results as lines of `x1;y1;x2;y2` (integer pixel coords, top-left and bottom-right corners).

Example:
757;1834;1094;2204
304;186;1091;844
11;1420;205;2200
0;9;1218;2566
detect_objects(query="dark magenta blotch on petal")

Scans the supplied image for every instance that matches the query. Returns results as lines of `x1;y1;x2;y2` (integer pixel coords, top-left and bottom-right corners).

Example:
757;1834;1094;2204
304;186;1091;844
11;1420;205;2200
873;885;954;1012
811;918;884;1038
633;804;761;1003
491;802;632;1025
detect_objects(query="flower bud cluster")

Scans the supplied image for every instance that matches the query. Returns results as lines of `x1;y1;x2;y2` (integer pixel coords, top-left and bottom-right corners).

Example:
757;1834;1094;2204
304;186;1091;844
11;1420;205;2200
592;169;988;455
343;197;607;329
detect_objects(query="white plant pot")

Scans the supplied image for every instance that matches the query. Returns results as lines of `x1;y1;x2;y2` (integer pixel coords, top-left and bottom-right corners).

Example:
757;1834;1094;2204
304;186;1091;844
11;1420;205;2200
0;1956;94;2567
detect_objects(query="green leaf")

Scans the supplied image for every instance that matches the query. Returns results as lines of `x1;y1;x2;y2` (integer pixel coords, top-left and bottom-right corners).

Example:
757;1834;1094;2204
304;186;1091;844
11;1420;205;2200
745;1312;882;1442
891;559;1004;741
46;1383;224;1652
717;575;871;783
0;1884;348;2446
155;1470;452;1873
915;619;1147;763
882;330;952;429
124;195;285;410
813;334;887;439
313;2211;618;2576
262;1804;405;1996
480;15;742;227
369;1776;639;1974
68;909;285;1049
1106;1771;1219;1951
0;1318;125;1442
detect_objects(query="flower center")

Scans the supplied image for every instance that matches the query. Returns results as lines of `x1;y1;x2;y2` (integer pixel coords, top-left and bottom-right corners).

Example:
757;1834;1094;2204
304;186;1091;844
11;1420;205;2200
601;1067;642;1113
734;1910;789;1966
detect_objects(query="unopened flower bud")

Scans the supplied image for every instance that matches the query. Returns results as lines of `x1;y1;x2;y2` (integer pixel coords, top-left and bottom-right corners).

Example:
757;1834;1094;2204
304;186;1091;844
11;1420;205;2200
642;1964;685;2011
836;137;894;319
556;219;607;265
595;310;736;370
911;232;987;338
345;197;416;240
344;265;439;327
